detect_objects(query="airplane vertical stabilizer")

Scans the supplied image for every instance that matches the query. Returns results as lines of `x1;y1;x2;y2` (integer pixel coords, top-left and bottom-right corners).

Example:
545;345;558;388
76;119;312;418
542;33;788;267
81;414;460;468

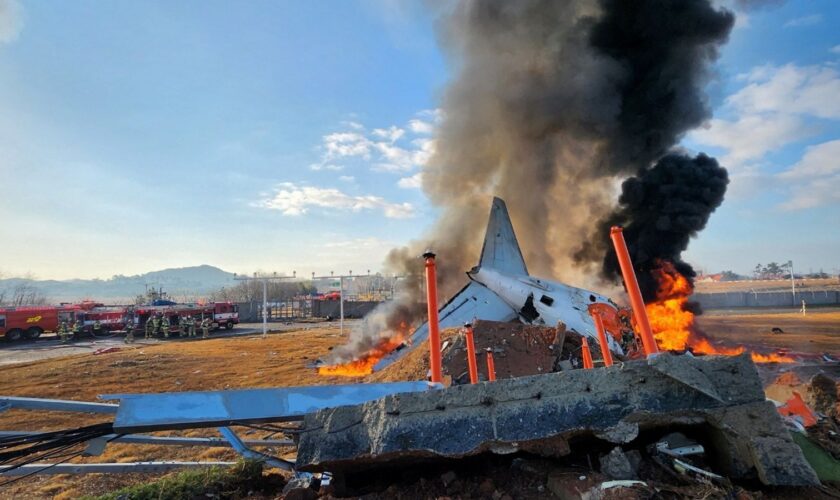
478;197;528;276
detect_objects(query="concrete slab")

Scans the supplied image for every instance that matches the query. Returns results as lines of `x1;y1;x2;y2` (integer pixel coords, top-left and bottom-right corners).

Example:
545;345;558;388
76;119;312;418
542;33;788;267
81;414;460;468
295;354;818;486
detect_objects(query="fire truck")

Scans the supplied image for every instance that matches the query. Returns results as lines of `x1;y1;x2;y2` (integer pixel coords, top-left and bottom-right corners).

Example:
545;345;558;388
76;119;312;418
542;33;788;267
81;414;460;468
0;302;239;341
0;306;78;341
132;302;239;333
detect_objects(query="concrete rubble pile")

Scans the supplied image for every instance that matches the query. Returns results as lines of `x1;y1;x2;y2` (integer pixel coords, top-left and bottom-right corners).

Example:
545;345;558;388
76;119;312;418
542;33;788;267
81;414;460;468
296;353;820;489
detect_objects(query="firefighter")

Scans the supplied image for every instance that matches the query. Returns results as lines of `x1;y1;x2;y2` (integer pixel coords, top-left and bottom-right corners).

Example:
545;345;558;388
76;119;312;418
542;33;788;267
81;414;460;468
189;316;197;337
179;315;189;337
201;317;210;339
72;319;82;340
92;319;102;337
161;316;170;338
58;321;70;343
152;315;161;337
144;317;153;339
124;320;134;344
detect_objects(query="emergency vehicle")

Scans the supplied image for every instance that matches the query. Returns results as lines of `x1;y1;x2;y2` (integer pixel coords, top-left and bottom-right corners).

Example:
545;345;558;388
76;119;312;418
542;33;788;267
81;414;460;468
0;301;239;341
0;306;78;341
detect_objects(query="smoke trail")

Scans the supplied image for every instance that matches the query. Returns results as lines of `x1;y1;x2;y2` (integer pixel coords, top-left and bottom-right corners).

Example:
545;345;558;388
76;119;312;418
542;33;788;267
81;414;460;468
328;0;735;364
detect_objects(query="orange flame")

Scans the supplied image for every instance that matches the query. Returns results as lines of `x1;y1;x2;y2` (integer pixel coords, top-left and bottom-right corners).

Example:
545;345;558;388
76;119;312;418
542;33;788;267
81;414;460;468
318;324;409;377
645;260;794;364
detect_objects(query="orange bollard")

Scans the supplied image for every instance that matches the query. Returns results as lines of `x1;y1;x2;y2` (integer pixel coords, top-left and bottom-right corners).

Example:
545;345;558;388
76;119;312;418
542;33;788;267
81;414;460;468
464;323;479;384
609;226;659;356
590;312;613;367
423;251;443;384
485;348;496;381
581;338;594;369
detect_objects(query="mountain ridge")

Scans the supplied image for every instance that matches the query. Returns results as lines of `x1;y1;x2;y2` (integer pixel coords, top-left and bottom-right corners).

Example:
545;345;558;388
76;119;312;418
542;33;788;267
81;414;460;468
0;265;236;303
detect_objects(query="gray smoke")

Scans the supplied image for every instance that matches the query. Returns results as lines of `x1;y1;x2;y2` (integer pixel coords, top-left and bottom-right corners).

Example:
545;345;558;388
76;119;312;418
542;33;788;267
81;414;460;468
328;0;735;364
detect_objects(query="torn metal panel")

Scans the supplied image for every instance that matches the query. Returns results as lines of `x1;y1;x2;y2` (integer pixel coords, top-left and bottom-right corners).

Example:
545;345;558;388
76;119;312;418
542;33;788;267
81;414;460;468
105;381;438;433
297;354;818;486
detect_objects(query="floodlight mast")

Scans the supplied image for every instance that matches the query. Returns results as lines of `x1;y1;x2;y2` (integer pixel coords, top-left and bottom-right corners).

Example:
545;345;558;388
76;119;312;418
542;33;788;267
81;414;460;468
233;271;296;337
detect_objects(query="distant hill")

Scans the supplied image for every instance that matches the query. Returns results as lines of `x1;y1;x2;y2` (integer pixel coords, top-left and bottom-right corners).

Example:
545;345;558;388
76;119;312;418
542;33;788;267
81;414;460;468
0;265;236;304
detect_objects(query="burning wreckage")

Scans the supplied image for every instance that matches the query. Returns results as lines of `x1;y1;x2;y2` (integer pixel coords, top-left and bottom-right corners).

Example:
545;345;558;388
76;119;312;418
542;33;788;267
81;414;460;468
0;197;835;497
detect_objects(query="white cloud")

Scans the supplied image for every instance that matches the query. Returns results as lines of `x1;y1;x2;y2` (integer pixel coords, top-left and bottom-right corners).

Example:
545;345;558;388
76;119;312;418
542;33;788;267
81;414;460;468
309;163;344;171
0;0;23;44
783;14;822;28
312;110;439;175
323;132;372;160
778;140;840;210
338;175;355;182
729;64;840;119
372;126;405;143
408;119;434;134
691;114;809;166
691;63;840;169
257;183;414;218
397;172;423;189
830;45;840;55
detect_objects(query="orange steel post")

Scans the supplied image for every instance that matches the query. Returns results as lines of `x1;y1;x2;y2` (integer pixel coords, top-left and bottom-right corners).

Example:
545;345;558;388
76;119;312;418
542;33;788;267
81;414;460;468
609;226;659;356
581;338;594;369
423;251;443;384
590;312;613;367
485;348;496;381
464;323;479;384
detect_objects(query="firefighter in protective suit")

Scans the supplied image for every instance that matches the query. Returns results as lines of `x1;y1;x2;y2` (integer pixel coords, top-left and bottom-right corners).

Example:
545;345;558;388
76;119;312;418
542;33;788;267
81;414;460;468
152;315;161;337
145;317;153;339
72;319;82;339
92;319;102;337
58;321;70;343
161;316;170;338
124;321;135;344
201;318;211;339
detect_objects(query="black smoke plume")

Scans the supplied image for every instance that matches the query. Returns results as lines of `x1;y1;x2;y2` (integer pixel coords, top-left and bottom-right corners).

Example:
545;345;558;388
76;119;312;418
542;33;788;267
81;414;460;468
588;153;729;301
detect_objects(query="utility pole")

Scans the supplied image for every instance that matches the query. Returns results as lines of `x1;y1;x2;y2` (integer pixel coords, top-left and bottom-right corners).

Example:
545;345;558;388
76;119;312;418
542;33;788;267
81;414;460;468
311;272;355;337
233;271;296;337
788;260;795;307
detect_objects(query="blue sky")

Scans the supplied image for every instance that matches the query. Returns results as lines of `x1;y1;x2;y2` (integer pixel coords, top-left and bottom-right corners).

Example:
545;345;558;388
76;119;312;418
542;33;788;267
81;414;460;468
0;0;838;280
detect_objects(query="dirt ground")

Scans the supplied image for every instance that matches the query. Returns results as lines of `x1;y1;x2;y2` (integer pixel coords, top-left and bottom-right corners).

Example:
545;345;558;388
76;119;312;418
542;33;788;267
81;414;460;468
0;310;838;498
695;277;840;293
695;308;840;355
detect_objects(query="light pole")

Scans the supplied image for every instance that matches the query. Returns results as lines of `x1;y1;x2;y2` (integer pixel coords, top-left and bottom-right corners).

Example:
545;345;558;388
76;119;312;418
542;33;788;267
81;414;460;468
233;271;296;337
788;260;795;307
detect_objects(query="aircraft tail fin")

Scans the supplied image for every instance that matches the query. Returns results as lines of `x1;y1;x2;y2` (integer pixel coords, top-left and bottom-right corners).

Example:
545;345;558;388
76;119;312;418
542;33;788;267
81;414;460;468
478;197;528;276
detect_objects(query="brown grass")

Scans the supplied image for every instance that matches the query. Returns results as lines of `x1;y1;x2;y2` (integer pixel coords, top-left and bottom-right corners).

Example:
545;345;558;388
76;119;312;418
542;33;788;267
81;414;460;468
0;326;354;499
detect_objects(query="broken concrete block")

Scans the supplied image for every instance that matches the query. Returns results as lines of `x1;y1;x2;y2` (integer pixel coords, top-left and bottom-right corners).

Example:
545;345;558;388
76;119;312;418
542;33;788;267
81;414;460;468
295;354;818;486
599;447;636;480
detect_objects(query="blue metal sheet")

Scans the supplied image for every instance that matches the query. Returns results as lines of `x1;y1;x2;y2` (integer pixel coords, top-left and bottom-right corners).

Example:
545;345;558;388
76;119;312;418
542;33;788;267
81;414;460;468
104;381;438;433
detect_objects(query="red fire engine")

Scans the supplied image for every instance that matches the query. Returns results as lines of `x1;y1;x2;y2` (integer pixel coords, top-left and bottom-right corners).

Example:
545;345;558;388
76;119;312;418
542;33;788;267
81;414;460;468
0;302;239;341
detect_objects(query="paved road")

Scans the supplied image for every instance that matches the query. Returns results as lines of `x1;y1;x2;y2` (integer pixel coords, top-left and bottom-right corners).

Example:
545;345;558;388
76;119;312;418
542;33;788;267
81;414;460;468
0;320;356;366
